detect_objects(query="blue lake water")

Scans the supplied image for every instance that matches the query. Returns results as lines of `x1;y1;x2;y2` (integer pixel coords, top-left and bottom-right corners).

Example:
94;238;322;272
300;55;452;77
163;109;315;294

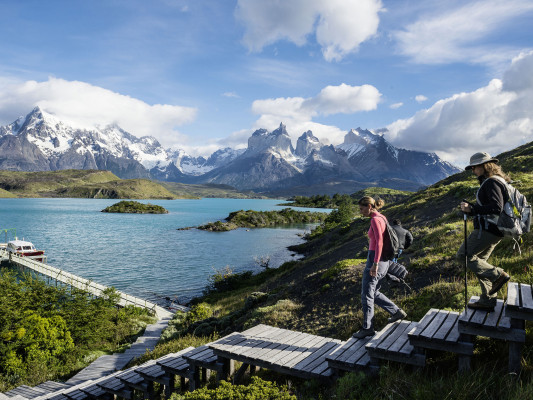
0;198;326;305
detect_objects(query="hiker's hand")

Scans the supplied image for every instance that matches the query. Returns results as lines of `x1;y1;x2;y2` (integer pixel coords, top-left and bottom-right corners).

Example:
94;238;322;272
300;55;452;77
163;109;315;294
370;263;378;277
460;201;472;213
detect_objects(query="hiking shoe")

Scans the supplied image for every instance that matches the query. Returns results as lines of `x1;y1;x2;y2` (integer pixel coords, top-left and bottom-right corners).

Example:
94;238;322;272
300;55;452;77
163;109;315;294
388;309;407;323
488;272;510;295
467;301;495;312
352;328;375;339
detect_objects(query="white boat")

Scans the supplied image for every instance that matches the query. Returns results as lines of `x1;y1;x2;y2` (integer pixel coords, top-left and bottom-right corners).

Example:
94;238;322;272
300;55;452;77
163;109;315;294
6;238;47;263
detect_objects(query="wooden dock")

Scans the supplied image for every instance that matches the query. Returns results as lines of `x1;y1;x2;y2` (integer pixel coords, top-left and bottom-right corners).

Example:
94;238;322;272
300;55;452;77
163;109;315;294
0;249;181;319
2;282;532;400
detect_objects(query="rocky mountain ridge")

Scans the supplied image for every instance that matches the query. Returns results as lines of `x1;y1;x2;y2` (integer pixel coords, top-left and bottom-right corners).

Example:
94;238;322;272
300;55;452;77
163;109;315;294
0;107;460;194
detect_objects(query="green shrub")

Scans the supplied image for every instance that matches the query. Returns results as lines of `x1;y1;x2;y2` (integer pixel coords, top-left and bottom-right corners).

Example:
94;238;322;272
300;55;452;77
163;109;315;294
170;376;295;399
186;303;213;324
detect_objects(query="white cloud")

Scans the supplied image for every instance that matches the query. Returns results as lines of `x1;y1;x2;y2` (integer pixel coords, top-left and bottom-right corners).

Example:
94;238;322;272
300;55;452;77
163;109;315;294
251;83;380;145
386;51;533;166
0;77;197;148
415;95;427;103
222;92;239;98
394;0;533;66
390;102;403;109
252;83;380;119
235;0;383;61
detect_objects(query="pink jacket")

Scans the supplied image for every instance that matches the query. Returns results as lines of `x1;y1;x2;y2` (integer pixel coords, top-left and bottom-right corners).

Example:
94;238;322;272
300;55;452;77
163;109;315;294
368;212;386;263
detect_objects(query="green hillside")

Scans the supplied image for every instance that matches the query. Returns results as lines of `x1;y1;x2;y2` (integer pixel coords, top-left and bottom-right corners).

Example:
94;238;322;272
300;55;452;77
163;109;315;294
0;187;16;198
159;181;266;199
0;170;179;199
136;140;533;398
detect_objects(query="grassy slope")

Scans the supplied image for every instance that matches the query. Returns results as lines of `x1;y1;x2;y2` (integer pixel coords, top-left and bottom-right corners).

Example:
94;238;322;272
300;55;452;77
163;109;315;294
159;181;267;199
161;140;533;398
0;170;178;199
0;187;16;198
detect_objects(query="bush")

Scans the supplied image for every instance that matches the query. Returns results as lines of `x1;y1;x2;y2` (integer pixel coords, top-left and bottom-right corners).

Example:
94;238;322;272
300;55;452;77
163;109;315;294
186;303;213;324
170;376;296;399
0;269;155;389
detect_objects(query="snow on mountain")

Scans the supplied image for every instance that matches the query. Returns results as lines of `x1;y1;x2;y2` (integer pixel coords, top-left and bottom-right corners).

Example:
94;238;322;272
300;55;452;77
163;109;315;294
0;108;460;192
337;127;379;158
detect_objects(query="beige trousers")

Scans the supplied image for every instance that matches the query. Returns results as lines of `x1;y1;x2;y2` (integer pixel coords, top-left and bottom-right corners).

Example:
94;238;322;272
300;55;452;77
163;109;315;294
456;229;504;304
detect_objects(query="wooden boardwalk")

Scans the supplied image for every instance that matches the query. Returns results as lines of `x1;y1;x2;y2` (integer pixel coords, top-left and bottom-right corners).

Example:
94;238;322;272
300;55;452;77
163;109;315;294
210;325;342;380
0;249;182;318
2;282;531;399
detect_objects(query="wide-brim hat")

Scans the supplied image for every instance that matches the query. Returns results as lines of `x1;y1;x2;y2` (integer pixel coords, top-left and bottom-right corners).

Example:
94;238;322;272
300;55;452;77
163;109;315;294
465;152;499;170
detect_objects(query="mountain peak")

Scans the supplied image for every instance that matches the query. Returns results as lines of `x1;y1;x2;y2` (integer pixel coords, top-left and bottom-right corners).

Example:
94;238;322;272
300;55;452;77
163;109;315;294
272;122;289;136
247;123;294;156
295;130;322;158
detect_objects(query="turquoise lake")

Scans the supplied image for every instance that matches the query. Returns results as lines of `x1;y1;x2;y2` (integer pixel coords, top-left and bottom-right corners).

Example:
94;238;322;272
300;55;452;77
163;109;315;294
0;198;326;306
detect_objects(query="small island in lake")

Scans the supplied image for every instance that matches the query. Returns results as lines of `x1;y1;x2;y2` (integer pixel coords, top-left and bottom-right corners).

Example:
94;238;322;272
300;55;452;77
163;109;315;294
101;200;169;214
190;208;327;231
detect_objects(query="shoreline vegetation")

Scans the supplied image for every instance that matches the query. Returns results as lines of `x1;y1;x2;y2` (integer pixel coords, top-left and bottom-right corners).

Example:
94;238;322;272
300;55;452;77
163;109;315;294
180;208;328;231
280;188;412;209
101;200;169;214
2;141;533;398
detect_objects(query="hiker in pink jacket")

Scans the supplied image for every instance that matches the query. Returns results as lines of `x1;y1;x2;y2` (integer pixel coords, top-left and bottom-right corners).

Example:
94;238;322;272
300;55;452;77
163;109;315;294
352;196;407;339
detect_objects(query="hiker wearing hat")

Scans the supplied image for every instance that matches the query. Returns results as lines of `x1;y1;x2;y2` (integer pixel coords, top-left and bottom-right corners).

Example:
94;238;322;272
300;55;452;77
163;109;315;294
457;152;511;312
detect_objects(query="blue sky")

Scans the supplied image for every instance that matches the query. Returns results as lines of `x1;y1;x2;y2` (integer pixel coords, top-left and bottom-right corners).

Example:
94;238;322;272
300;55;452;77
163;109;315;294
0;0;532;165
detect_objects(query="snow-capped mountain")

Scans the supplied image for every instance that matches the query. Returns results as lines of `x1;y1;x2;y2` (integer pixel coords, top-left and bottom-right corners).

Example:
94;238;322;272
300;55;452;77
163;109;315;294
0;107;236;180
0;108;460;194
197;124;459;192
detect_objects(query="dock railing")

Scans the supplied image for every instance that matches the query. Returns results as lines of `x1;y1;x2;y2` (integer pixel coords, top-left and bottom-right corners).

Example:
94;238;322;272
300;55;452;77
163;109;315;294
0;248;180;318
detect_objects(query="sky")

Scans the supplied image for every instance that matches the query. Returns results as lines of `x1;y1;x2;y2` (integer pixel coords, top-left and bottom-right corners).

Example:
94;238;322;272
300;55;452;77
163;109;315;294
0;0;532;166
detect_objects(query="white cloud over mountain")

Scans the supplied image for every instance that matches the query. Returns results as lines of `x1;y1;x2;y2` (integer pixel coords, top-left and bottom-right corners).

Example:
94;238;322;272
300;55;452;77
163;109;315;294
394;0;533;66
235;0;383;61
386;51;533;165
0;77;197;148
250;83;381;145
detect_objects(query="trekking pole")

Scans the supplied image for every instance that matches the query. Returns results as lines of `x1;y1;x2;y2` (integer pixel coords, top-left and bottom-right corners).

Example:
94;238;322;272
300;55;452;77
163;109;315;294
463;212;468;310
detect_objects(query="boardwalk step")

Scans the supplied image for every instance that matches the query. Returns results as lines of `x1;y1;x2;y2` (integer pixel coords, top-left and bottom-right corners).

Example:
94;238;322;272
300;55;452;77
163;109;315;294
459;296;525;342
326;336;372;372
209;325;342;380
505;282;533;320
366;320;425;367
408;309;473;355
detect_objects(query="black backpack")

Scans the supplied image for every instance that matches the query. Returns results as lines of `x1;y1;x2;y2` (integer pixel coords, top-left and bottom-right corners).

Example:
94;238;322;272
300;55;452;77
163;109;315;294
375;215;400;261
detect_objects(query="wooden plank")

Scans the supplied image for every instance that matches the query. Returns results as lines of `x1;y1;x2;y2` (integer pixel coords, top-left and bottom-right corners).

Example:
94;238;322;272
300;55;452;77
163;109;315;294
407;309;438;338
300;342;341;373
433;312;458;341
241;324;270;336
506;282;520;309
409;335;473;355
484;301;504;328
291;341;335;371
445;319;461;343
365;322;397;350
388;322;417;353
273;335;326;368
458;296;479;324
238;337;286;360
344;337;373;366
420;311;448;340
377;321;411;351
283;337;331;368
398;322;418;355
497;313;512;331
520;283;533;311
469;308;488;327
328;338;367;364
